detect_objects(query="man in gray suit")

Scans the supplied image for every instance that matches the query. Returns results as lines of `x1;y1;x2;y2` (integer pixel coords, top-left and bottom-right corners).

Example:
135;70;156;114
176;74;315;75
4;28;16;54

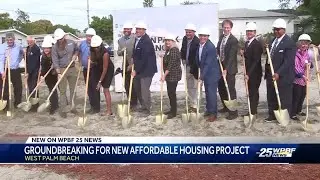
117;22;137;108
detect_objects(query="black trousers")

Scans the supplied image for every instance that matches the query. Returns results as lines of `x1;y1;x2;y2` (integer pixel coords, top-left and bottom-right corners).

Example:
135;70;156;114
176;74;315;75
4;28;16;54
123;71;137;106
166;81;178;114
2;69;22;107
248;76;262;114
83;68;100;112
266;79;293;117
218;73;237;110
28;70;39;98
291;83;306;116
45;74;59;110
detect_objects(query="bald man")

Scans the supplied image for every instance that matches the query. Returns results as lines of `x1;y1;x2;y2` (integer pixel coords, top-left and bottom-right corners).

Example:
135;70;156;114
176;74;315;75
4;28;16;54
26;36;41;110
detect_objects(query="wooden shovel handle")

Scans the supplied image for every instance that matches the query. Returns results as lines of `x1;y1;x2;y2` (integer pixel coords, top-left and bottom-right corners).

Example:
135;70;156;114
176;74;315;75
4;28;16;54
196;68;201;115
83;58;91;115
184;64;188;115
127;64;134;116
218;57;232;101
1;58;8;100
27;67;53;101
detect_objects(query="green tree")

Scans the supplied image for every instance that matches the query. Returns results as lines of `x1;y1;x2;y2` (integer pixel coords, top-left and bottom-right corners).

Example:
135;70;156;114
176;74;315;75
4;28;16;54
143;0;154;7
181;0;202;5
0;13;14;29
89;15;113;43
29;20;54;34
14;9;31;33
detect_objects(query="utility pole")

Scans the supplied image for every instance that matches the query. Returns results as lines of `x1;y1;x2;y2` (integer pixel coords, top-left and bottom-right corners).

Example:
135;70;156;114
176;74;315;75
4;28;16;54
164;0;167;6
87;0;90;27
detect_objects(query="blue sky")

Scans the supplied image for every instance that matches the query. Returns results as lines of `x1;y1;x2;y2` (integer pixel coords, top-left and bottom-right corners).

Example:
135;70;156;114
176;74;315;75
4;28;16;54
0;0;296;31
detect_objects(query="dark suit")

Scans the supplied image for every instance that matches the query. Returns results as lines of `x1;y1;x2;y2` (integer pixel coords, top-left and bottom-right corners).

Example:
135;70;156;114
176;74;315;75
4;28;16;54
132;33;157;111
196;40;220;115
265;34;296;118
244;38;263;114
181;36;200;79
181;35;200;108
26;44;41;100
217;34;238;111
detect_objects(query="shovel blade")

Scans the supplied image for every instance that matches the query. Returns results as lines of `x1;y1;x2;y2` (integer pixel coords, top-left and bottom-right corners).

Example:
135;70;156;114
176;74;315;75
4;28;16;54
37;101;50;112
190;112;201;124
156;114;168;125
316;106;320;116
30;98;40;105
117;104;128;118
21;103;32;112
0;100;7;111
181;113;190;124
122;115;132;129
301;122;314;132
244;114;256;128
224;100;238;111
274;109;290;127
6;111;12;117
77;116;87;127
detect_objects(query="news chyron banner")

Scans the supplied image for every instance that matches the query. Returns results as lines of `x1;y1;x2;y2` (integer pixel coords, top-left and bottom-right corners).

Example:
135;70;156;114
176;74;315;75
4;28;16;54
0;137;319;164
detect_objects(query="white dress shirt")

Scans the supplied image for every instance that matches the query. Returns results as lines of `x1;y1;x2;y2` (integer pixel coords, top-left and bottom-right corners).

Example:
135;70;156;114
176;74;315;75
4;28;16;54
199;42;206;61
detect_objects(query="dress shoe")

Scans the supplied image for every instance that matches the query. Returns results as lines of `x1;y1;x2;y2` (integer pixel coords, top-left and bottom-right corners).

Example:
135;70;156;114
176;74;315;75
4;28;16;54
264;116;276;123
167;113;176;119
59;111;67;118
164;110;172;115
226;111;238;120
218;107;229;113
204;112;213;117
298;112;306;116
49;108;57;115
206;115;217;122
291;116;300;121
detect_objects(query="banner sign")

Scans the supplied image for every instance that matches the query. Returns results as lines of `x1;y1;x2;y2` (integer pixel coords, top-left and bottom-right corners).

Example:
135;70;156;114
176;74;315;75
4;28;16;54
0;137;319;164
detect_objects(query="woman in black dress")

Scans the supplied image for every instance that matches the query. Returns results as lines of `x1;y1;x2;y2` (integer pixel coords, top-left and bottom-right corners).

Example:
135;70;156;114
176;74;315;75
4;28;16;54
40;35;59;114
90;35;114;116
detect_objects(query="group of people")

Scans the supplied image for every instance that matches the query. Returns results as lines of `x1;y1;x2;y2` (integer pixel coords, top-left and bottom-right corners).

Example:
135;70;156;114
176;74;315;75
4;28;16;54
0;18;319;124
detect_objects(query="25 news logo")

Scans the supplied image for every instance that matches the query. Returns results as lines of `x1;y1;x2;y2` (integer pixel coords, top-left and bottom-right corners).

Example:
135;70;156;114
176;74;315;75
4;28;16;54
257;148;296;157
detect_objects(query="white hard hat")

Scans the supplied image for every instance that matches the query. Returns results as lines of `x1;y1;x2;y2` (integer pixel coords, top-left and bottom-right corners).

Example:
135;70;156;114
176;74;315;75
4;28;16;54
53;28;66;41
298;34;312;42
42;35;54;48
123;22;133;29
86;28;96;36
198;27;210;36
90;35;103;47
135;21;147;29
246;22;257;31
272;18;286;29
185;23;196;31
164;34;176;41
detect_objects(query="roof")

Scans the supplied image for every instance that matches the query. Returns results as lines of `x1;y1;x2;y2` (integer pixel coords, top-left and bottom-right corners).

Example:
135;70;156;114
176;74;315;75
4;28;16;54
219;8;293;19
0;29;28;37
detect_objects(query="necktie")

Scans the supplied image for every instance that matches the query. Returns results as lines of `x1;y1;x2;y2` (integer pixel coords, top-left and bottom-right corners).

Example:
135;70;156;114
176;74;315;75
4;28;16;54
220;36;227;61
271;38;279;56
245;41;249;50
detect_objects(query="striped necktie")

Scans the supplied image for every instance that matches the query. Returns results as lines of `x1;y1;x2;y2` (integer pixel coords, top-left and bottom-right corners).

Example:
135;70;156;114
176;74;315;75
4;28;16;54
220;36;227;61
270;38;279;56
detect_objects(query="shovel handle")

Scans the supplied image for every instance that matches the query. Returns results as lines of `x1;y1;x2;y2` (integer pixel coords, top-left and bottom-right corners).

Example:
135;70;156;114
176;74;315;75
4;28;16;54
218;57;232;101
196;68;201;115
1;59;8;100
304;63;310;124
71;62;81;104
127;64;134;116
266;47;282;110
312;47;320;95
184;64;189;115
241;55;252;119
6;50;13;113
34;66;42;98
83;58;91;116
46;59;75;102
122;48;127;105
27;67;53;101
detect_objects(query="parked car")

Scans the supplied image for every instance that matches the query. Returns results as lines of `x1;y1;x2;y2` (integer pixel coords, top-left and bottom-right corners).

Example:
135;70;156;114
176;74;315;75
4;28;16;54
105;43;114;57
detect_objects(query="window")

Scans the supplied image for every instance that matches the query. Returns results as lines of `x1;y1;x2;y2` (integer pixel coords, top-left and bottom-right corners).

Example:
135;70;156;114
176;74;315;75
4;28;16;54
1;37;5;43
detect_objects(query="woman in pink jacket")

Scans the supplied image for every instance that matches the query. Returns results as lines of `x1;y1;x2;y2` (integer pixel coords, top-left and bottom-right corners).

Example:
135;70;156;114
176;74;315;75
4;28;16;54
291;34;313;121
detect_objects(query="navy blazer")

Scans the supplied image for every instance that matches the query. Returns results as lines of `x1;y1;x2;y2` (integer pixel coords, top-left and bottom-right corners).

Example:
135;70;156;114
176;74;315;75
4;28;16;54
26;44;41;73
181;35;200;79
196;40;221;84
132;33;157;77
265;34;296;85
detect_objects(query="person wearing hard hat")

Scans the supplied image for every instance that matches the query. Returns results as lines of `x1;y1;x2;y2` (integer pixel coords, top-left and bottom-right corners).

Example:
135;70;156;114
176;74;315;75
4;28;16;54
51;28;79;118
160;34;182;119
117;22;138;109
26;36;41;111
264;18;296;122
196;27;220;122
240;22;263;117
0;32;24;109
132;21;157;116
291;34;313;121
90;35;115;116
79;28;100;114
40;35;59;114
181;23;200;112
217;19;239;120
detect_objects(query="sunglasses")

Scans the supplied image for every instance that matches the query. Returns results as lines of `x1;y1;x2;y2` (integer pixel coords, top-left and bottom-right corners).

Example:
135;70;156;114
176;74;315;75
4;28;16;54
273;28;282;31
